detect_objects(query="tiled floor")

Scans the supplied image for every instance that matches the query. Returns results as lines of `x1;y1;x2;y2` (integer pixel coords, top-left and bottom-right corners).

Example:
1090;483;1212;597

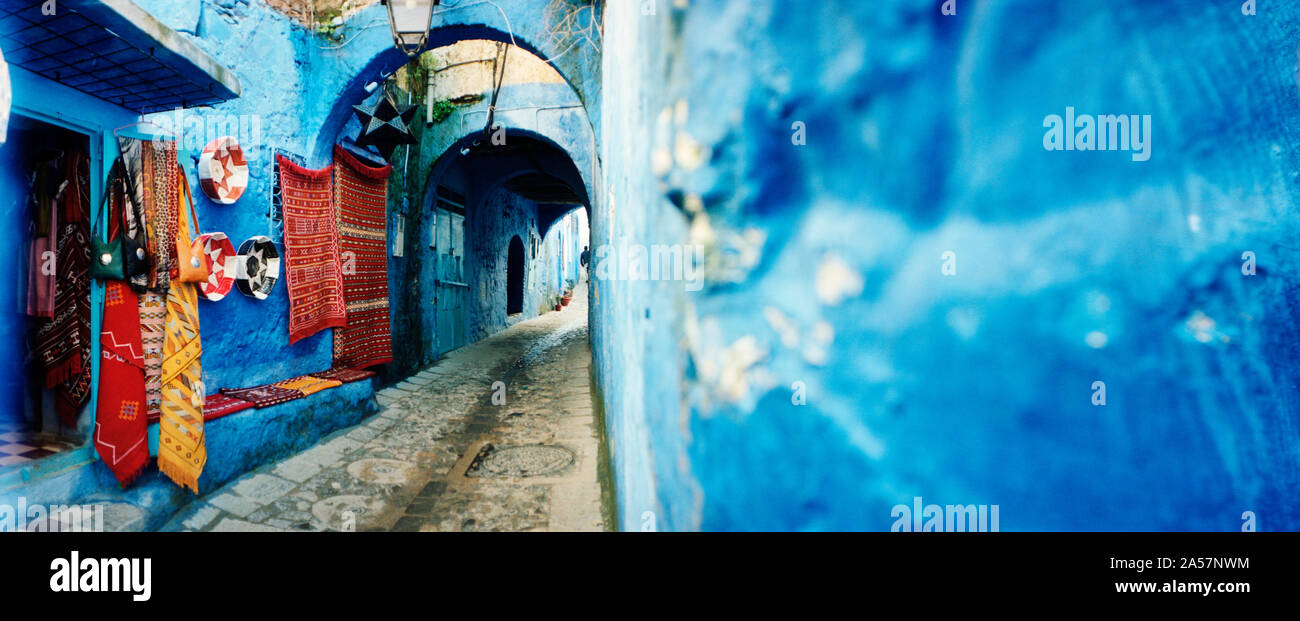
0;421;77;468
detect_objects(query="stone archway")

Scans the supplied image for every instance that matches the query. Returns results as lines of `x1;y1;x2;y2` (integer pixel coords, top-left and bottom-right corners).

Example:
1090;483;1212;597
305;1;602;167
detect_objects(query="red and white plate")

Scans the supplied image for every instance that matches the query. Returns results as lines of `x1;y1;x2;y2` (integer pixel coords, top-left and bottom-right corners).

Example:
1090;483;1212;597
196;232;236;301
198;136;248;204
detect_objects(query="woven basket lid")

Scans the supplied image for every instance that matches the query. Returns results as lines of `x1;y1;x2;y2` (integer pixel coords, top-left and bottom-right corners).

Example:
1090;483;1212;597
198;136;248;205
197;232;237;301
234;236;280;300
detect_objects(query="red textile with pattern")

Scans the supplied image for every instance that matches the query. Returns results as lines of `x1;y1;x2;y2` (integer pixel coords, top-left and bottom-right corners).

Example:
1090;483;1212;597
219;384;305;409
312;366;378;384
279;155;347;345
332;146;393;369
94;280;149;486
202;393;255;421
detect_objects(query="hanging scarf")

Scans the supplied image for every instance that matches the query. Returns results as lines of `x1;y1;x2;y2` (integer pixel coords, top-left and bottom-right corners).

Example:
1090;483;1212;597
136;140;177;423
34;151;92;427
157;280;205;491
94;280;149;486
158;163;206;492
138;292;166;420
158;278;205;492
136;140;179;293
141;140;178;293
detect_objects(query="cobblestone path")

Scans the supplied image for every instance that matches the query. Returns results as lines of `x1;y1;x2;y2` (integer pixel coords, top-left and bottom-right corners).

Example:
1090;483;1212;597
162;288;608;532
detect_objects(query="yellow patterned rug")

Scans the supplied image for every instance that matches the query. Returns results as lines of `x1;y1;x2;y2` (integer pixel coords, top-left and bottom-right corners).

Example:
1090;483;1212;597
274;375;343;396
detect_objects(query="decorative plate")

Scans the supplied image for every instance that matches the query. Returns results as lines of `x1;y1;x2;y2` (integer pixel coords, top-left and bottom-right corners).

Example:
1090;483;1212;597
198;136;249;204
234;236;280;300
196;232;236;301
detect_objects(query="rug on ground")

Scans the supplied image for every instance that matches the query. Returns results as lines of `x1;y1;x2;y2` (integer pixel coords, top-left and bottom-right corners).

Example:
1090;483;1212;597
220;384;305;409
313;366;377;384
274;375;343;396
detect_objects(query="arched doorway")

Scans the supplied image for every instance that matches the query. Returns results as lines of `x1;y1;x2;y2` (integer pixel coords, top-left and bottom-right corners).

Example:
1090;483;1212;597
507;235;525;315
317;30;598;375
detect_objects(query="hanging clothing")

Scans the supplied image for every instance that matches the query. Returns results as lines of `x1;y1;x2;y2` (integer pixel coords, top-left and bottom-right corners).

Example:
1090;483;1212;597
25;163;56;318
94;280;149;486
33;151;92;427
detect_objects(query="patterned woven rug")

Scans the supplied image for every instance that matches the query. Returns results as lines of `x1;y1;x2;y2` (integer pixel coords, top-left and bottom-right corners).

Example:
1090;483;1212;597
274;375;342;396
202;393;255;422
312;366;378;384
220;385;304;409
332;146;394;369
278;155;347;345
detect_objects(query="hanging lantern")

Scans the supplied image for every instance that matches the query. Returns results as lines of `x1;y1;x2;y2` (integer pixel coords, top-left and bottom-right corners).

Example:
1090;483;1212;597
352;93;419;161
381;0;439;57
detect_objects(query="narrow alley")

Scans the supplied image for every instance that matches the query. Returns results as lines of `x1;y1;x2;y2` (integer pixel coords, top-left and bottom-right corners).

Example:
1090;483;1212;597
2;0;1299;548
165;284;606;532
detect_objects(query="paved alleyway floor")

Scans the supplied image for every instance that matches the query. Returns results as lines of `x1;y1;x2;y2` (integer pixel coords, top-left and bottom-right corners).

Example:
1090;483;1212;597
162;287;609;532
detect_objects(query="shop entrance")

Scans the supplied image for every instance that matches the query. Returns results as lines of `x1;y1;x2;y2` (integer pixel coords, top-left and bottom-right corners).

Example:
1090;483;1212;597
0;114;92;468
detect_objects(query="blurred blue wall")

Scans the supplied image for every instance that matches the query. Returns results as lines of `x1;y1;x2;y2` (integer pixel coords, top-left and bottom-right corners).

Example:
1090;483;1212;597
596;0;1300;531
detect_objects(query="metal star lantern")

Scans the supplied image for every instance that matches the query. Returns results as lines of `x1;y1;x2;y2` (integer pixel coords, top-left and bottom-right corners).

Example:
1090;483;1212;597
352;93;418;160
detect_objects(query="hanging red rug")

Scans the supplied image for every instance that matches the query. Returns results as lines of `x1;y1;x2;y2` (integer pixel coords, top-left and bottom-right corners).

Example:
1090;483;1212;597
278;155;347;345
332;146;394;369
94;280;149;486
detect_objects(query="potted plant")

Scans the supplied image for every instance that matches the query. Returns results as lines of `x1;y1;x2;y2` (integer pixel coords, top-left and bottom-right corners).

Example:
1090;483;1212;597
561;278;576;306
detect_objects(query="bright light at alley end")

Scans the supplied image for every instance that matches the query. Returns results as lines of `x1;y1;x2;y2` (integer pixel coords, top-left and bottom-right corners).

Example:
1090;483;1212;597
382;0;439;57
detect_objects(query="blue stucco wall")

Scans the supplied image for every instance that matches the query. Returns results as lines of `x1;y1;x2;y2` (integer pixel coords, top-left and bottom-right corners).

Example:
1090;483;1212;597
467;186;538;337
595;0;1300;531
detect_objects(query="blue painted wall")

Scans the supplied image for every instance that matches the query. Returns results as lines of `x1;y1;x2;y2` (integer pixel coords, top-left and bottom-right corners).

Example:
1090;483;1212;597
594;0;1300;531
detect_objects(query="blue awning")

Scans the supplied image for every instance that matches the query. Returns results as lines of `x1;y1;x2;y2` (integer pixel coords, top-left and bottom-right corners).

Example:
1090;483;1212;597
0;0;240;114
